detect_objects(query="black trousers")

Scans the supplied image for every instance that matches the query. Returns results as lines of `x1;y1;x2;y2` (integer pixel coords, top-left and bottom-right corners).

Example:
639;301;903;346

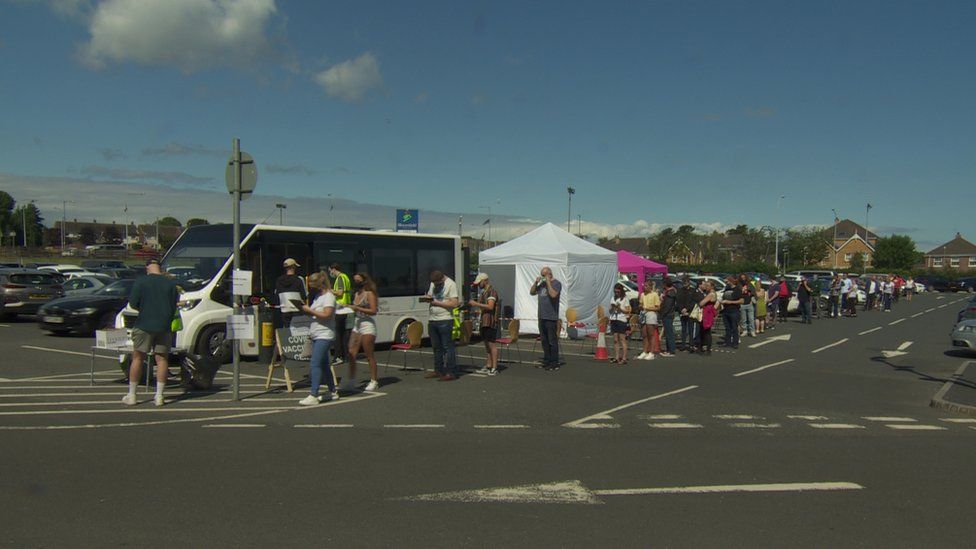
538;319;559;367
334;314;350;360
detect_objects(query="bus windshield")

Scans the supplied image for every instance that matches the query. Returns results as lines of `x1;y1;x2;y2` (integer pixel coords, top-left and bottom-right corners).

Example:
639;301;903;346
162;224;253;291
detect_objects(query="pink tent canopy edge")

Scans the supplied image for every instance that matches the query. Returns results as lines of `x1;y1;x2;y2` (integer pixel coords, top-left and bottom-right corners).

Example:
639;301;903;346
616;250;668;292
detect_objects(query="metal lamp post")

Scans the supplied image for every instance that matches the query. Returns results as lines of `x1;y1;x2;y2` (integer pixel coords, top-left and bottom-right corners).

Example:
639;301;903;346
774;195;784;272
275;203;287;225
831;208;839;269
567;187;575;232
21;199;35;248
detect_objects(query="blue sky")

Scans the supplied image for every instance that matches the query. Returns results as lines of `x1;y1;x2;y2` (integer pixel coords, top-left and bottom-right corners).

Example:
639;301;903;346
1;0;974;250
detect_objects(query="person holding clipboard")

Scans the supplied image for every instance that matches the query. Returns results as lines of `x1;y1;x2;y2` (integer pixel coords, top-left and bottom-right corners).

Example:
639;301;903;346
274;258;307;328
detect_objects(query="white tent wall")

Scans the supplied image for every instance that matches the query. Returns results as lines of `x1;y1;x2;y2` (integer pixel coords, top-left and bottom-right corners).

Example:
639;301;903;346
512;262;614;336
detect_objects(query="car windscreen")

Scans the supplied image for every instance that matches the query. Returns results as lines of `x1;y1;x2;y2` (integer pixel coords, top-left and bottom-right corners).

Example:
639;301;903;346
161;224;250;291
94;280;134;296
9;273;60;285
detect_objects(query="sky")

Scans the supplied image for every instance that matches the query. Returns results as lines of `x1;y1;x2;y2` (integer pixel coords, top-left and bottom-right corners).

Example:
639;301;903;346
0;0;974;251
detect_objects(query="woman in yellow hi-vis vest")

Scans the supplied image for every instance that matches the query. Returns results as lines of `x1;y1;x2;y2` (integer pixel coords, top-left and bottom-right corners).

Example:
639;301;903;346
329;263;354;383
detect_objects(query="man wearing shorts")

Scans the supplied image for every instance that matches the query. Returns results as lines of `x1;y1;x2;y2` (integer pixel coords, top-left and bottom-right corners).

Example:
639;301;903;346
468;273;500;375
122;259;179;407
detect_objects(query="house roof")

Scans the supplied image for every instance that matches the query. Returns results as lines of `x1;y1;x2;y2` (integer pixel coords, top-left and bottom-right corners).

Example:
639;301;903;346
926;233;976;256
835;233;875;252
599;237;649;255
823;219;877;242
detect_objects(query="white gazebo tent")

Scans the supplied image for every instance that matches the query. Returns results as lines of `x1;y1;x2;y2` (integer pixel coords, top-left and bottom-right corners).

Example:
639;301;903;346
478;223;616;335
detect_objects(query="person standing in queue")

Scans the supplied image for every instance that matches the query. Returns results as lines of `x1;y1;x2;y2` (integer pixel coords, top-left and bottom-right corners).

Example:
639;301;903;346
797;276;813;324
721;275;743;348
298;272;338;405
424;270;460;381
122;259;179;407
329;263;353;366
659;277;677;357
675;276;695;351
637;280;660;360
274;258;307;328
776;276;791;322
346;273;380;392
530;266;562;371
699;280;718;356
468;273;500;376
609;283;632;364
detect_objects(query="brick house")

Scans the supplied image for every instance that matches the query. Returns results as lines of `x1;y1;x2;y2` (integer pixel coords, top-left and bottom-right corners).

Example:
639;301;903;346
924;233;976;270
819;219;877;270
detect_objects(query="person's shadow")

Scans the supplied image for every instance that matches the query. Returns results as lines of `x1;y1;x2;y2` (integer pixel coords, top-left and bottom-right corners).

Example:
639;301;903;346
870;354;976;391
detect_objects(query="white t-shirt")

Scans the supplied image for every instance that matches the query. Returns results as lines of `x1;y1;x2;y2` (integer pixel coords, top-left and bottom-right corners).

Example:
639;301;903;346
308;292;337;340
609;297;629;322
427;278;459;322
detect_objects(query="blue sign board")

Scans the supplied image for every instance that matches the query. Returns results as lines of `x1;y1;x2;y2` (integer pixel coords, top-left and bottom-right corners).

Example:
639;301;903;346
396;209;419;231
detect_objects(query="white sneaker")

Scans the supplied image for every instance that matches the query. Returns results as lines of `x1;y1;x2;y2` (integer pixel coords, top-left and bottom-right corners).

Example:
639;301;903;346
339;380;358;392
644;353;656;360
328;391;340;401
636;352;648;360
660;352;674;358
154;395;165;407
475;367;491;374
364;380;380;392
298;394;322;406
121;394;137;406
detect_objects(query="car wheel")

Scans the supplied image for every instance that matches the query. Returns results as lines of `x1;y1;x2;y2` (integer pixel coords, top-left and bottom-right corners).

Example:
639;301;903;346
197;323;231;364
393;319;415;344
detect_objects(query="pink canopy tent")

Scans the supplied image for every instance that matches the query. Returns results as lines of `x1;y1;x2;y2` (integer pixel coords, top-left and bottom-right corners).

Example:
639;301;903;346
616;250;668;292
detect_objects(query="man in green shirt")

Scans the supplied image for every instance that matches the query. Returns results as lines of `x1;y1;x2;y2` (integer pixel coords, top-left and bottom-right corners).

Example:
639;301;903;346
122;259;179;407
329;262;353;371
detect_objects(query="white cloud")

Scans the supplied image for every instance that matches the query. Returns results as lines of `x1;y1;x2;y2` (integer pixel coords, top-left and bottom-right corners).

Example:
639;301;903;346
141;141;227;157
314;52;383;103
79;0;279;72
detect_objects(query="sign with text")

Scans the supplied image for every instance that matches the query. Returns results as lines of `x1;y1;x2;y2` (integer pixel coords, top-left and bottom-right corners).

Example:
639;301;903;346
226;312;255;340
231;269;253;296
275;316;313;361
396;209;419;232
95;329;131;350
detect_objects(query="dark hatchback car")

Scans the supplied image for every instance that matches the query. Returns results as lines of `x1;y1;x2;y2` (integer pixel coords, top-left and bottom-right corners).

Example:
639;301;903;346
956;277;976;293
37;279;134;335
0;269;64;320
916;276;955;292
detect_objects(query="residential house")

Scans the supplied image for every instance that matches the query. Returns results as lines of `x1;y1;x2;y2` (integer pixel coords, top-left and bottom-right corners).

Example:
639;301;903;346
924;233;976;270
819;219;877;270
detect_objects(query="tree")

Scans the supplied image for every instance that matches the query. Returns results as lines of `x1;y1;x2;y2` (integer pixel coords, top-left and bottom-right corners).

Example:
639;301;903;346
158;216;181;227
872;235;922;272
848;252;865;274
80;226;96;246
741;227;774;263
726;224;749;236
783;228;830;268
12;203;43;247
0;191;14;240
186;218;209;227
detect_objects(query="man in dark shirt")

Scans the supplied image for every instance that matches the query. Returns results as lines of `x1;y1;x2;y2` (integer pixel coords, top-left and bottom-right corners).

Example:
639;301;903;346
122;259;179;407
797;277;813;324
721;276;743;349
659;277;678;356
675;276;695;351
274;258;307;328
530;266;562;371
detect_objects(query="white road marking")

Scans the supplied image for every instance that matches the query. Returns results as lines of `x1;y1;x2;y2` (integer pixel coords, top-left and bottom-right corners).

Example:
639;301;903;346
886;424;946;431
21;345;117;359
747;334;791;349
399;480;864;504
938;304;948;309
733;359;795;377
925;308;936;313
648;423;702;429
474;424;530;429
202;424;265;428
889;318;906;325
811;339;849;354
384;424;445;429
729;422;781;429
863;416;917;422
566;423;620;429
940;418;976;424
809;423;865;429
911;312;924;318
0;324;11;328
788;415;829;420
714;414;760;420
562;385;699;428
642;414;683;420
294;424;354;428
936;296;946;300
859;327;882;335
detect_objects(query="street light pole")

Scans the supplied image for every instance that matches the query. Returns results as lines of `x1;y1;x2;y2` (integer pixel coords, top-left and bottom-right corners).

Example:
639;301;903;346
831;208;839;269
577;214;582;237
567;187;576;232
774;195;784;272
275;203;287;225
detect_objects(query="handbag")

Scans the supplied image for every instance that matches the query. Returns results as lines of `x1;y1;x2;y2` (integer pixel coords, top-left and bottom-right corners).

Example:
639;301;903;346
689;305;703;322
170;310;183;332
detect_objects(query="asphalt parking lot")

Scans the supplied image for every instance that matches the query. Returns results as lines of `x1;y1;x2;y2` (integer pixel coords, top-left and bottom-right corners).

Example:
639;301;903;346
2;293;976;547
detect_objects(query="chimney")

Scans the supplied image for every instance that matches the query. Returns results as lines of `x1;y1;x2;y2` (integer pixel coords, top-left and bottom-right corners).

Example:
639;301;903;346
957;232;962;239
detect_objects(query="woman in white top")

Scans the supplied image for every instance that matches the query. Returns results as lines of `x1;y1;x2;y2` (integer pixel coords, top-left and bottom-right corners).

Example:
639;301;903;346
298;272;338;405
609;284;632;364
346;272;380;392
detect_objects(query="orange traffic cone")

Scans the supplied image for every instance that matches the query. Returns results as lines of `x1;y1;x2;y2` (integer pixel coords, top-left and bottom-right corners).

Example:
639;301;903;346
594;319;609;361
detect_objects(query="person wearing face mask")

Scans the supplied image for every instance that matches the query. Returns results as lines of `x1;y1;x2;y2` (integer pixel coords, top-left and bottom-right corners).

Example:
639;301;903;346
328;263;353;368
423;270;461;381
346;272;380;391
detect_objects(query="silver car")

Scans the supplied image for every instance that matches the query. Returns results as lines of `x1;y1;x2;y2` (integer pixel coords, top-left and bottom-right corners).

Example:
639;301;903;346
951;319;976;352
0;269;65;320
62;274;116;296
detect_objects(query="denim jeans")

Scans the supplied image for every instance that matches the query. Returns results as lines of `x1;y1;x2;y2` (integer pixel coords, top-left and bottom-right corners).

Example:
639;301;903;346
661;314;676;354
722;308;740;346
428;320;457;376
883;294;892;311
799;300;812;323
679;316;693;348
829;295;840;317
309;338;335;396
539;319;560;367
742;304;755;335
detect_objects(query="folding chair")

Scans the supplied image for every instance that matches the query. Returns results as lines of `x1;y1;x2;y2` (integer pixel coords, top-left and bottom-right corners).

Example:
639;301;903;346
385;321;425;372
496;318;521;364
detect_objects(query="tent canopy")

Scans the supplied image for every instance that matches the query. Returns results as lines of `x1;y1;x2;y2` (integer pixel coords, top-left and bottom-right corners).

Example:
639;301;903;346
479;223;616;335
616;250;668;292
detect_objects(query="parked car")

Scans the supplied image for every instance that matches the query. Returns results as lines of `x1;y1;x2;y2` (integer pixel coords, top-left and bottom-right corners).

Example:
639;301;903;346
92;267;139;279
81;260;127;270
950;319;976;353
0;268;65;320
916;276;954;292
956;295;976;323
37;279;135;335
956;277;976;293
62;275;116;296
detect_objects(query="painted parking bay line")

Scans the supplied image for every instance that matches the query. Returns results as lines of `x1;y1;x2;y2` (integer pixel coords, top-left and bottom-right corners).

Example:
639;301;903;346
886;424;947;431
398;480;864;504
733;359;795;378
648;423;703;429
889;318;906;325
863;416;916;422
295;424;354;428
809;423;865;429
812;339;849;354
474;424;530;429
859;327;882;335
202;424;265;428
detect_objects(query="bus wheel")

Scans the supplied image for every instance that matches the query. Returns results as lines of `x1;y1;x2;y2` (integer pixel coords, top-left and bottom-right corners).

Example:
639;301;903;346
393;319;415;344
197;323;231;364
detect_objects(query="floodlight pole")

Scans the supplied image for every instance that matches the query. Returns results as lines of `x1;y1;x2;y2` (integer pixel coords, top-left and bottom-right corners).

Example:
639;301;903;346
232;138;242;402
567;187;576;232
